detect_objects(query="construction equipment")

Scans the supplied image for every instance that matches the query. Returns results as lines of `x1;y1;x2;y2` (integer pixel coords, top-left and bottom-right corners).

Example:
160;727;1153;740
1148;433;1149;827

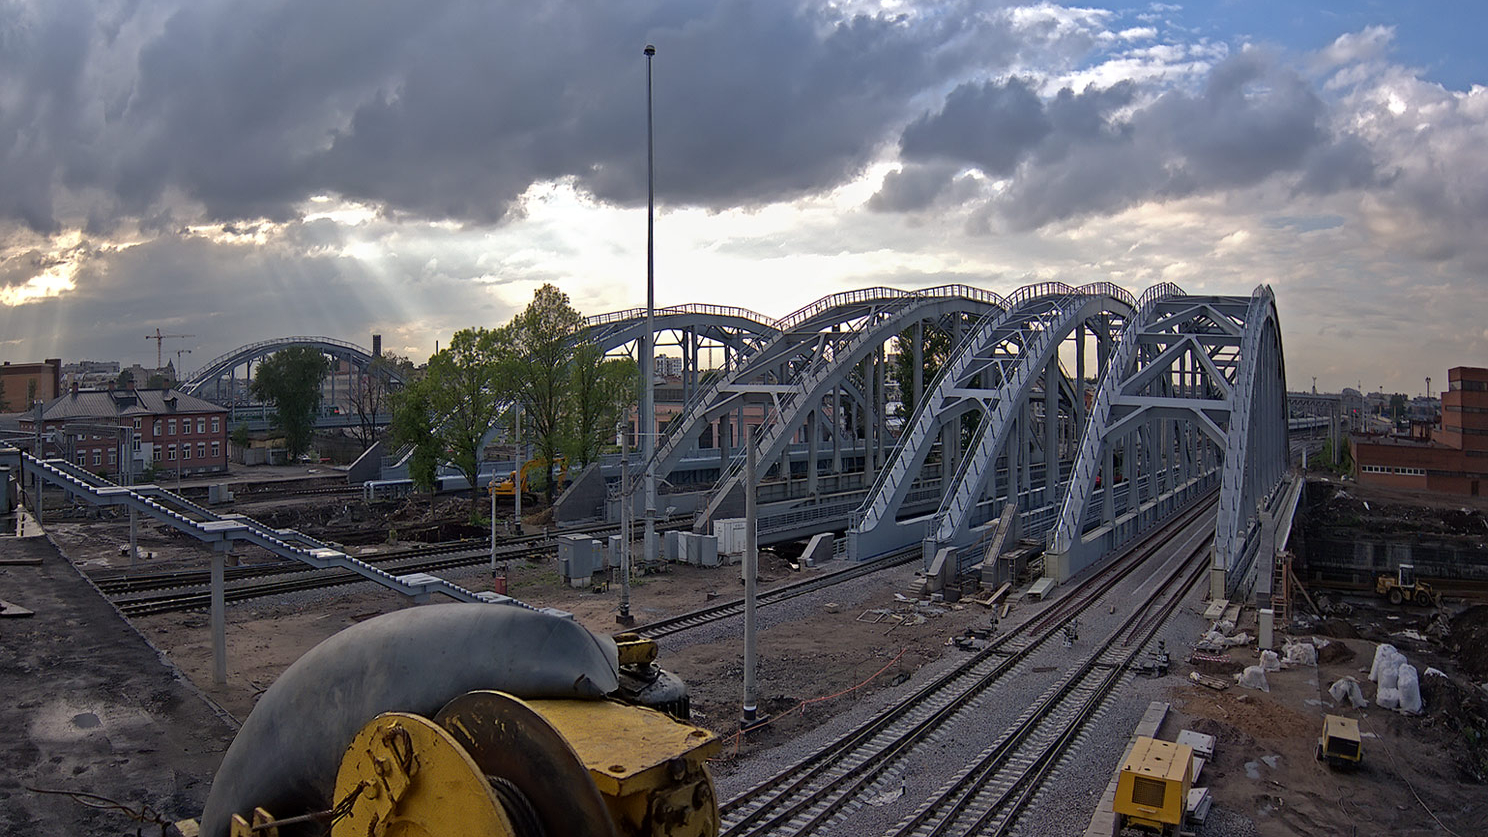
1316;714;1363;768
1113;736;1194;835
145;328;194;367
202;605;719;837
1376;563;1439;606
491;456;568;503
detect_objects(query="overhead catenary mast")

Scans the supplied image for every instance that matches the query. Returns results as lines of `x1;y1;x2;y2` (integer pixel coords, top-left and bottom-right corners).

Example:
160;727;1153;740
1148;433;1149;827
642;43;659;571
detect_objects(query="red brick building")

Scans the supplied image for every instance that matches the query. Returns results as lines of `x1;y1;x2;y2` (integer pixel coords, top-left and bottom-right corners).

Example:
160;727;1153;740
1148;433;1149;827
1352;366;1488;496
19;386;230;479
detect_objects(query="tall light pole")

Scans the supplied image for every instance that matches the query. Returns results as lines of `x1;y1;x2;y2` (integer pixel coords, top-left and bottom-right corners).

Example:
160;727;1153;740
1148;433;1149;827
642;43;658;569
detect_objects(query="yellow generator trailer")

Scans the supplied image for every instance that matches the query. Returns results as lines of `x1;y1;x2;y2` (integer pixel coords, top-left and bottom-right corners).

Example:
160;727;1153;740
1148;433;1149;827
1113;736;1194;835
1316;714;1363;768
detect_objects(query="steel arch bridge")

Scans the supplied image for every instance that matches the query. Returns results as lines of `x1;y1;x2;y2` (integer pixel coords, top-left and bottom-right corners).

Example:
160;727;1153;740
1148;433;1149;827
627;285;1006;520
1045;285;1289;598
180;337;404;404
847;282;1138;566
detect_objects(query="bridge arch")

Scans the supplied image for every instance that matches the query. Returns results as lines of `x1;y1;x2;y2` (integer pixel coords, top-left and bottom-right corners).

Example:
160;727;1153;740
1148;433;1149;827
180;337;403;405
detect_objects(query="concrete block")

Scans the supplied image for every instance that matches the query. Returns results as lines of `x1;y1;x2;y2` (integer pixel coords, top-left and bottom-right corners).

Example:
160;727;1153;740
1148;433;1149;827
664;530;683;563
607;535;623;569
801;532;833;568
1258;608;1274;650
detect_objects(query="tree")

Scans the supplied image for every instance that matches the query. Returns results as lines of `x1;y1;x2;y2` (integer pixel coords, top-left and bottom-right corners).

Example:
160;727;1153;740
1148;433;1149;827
565;346;637;467
115;369;134;389
401;330;504;515
349;354;413;451
391;377;442;499
497;284;587;503
889;322;955;417
146;373;170;389
250;346;331;459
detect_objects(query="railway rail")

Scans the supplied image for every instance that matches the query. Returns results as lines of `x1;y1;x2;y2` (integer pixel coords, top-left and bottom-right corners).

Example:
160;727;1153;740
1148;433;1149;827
717;494;1216;837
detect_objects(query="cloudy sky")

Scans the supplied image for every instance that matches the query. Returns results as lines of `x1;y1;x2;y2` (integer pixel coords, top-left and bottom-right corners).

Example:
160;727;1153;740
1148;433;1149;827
1;1;1484;394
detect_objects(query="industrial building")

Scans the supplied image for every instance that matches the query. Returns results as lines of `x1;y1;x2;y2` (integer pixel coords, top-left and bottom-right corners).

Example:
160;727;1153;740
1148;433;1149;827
0;358;61;412
18;384;230;479
1352;366;1488;495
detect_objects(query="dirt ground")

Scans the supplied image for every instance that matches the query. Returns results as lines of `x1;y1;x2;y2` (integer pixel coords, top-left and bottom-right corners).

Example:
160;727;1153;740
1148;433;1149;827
1165;600;1488;836
47;501;988;771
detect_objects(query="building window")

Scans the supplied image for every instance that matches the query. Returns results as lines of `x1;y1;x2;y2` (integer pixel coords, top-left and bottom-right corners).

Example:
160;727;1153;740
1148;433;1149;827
197;418;205;434
132;437;141;452
167;419;176;435
154;420;162;436
212;417;221;433
92;450;101;466
167;445;176;461
76;451;86;466
133;418;142;430
211;441;221;459
195;442;204;459
108;449;117;465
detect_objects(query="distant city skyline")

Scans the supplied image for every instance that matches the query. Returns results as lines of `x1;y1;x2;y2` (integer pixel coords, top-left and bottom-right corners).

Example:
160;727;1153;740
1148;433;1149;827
2;2;1485;394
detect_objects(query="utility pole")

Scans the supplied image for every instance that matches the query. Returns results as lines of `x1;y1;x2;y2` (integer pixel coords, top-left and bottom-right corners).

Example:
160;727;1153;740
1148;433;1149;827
742;424;764;730
642;44;659;570
617;420;634;626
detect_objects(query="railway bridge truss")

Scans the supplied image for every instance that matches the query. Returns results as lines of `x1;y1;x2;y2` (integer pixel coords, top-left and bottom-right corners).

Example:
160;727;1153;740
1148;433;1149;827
588;281;1289;595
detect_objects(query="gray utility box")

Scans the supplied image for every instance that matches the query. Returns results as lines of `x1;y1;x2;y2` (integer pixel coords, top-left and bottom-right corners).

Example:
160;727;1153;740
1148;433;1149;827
673;532;719;567
557;534;604;588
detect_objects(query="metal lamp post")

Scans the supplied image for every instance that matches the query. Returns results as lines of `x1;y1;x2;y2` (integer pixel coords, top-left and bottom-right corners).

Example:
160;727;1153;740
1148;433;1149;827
642;43;658;571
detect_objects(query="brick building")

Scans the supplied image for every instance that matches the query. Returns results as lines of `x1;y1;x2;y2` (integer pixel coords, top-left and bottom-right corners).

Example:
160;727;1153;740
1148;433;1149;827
0;359;61;412
1352;366;1488;496
19;385;230;479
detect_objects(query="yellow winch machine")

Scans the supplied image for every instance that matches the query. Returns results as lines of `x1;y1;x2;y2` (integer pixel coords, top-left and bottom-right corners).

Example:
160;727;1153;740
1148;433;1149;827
200;605;721;837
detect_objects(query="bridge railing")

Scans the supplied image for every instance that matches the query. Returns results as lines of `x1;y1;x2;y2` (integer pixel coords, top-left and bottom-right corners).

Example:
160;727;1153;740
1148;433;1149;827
185;335;372;384
583;303;778;329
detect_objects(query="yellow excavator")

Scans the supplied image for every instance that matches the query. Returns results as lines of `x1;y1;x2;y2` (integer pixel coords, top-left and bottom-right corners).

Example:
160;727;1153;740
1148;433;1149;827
201;605;719;837
490;457;568;504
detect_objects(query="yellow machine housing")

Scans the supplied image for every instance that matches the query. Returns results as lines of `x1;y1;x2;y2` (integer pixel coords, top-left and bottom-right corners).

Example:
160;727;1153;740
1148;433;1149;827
1317;714;1363;768
1113;736;1194;834
491;457;568;502
1375;564;1438;606
230;690;719;837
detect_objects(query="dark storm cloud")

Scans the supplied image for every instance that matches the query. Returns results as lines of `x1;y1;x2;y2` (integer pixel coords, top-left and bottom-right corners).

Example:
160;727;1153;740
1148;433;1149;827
0;0;1018;233
886;51;1384;230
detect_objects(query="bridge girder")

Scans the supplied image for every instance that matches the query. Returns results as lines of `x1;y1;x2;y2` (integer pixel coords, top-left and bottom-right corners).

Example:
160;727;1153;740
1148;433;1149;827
848;283;1137;564
1046;285;1289;595
646;285;1005;491
181;336;401;402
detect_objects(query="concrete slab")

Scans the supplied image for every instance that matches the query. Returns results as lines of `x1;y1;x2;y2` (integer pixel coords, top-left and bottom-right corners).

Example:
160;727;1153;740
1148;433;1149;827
0;535;236;833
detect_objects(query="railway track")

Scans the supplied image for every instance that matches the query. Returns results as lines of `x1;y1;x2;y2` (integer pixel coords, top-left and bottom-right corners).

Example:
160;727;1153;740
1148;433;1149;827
886;526;1210;836
102;520;670;616
717;496;1216;837
631;548;922;639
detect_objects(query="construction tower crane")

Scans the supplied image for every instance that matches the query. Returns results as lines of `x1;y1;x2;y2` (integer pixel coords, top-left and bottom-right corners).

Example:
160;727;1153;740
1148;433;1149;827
146;328;194;367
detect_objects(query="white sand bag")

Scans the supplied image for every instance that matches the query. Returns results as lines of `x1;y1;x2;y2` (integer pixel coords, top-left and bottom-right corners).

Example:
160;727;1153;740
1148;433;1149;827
1369;644;1399;681
1260;650;1281;671
1376;685;1401;710
1397;664;1423;715
1283;641;1316;666
1328;677;1368;709
1237;665;1270;692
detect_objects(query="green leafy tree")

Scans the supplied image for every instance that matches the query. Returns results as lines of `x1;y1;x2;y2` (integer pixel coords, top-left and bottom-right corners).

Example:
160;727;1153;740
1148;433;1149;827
403;330;504;515
890;322;955;417
565;347;638;467
146;373;170;389
230;423;250;448
250;346;331;459
391;378;442;498
115;369;134;389
497;284;586;503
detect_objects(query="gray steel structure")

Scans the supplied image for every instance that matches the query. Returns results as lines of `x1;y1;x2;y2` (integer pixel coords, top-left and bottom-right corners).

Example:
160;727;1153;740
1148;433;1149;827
180;336;403;405
640;285;1006;525
847;282;1139;567
1046;285;1289;597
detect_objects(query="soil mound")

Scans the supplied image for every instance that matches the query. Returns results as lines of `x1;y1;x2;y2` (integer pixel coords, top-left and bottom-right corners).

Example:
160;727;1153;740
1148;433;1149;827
1450;605;1488;680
